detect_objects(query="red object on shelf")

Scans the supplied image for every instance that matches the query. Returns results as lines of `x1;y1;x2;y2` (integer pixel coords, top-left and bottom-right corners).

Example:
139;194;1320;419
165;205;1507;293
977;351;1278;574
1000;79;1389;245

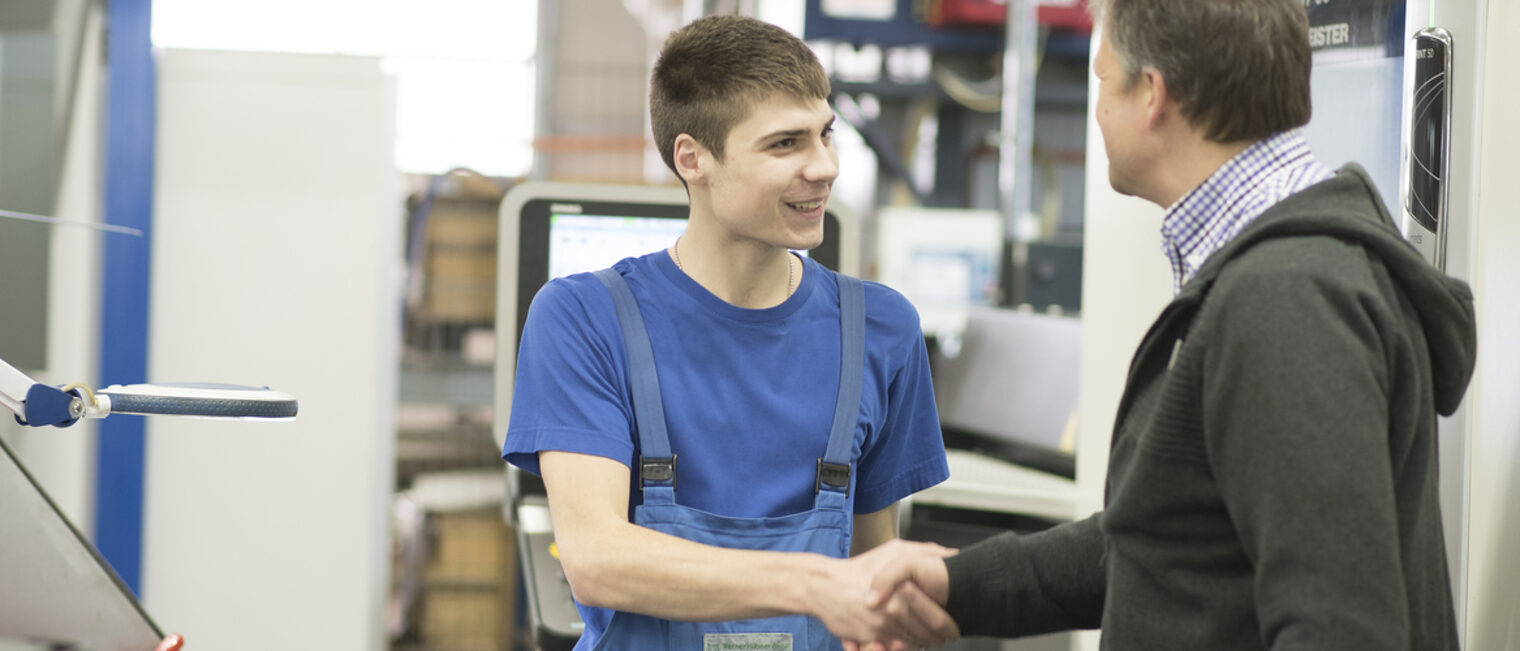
931;0;1007;26
1038;1;1093;32
926;0;1093;33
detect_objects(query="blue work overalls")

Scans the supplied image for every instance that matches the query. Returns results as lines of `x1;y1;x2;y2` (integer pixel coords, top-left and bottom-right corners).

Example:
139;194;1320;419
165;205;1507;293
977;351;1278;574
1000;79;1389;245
591;268;865;651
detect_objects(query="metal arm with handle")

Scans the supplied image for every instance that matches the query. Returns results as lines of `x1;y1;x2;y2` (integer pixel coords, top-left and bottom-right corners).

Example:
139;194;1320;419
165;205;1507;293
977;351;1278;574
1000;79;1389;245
1;356;297;428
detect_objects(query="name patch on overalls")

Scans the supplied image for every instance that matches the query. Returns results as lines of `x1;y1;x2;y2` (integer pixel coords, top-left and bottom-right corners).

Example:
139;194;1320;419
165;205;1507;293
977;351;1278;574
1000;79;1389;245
703;632;794;651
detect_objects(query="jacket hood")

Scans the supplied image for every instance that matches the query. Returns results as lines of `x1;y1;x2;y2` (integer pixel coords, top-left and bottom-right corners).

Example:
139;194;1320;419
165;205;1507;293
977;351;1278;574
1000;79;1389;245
1183;163;1477;416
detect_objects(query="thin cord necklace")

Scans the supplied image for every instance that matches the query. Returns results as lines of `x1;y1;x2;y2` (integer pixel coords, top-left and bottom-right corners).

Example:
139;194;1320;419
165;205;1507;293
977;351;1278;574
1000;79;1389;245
670;237;795;298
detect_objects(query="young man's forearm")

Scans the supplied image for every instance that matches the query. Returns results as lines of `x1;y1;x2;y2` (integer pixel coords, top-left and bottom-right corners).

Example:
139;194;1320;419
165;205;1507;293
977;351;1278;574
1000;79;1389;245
557;516;844;621
542;451;951;644
545;451;868;625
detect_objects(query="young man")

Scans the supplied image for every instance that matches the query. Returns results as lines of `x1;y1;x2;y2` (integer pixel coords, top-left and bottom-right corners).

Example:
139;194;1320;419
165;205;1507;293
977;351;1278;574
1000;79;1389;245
503;15;958;650
858;1;1478;650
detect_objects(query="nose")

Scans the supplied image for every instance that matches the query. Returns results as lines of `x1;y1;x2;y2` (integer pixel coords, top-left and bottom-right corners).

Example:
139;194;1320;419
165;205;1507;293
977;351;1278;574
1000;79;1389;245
804;138;840;184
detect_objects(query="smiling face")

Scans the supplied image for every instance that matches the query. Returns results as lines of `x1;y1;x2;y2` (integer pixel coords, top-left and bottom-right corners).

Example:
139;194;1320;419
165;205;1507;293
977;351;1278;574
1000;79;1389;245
689;93;839;253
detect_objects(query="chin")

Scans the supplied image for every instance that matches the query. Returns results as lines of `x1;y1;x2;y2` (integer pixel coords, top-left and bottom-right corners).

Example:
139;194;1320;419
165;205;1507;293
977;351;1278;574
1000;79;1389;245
1107;169;1139;198
788;229;826;252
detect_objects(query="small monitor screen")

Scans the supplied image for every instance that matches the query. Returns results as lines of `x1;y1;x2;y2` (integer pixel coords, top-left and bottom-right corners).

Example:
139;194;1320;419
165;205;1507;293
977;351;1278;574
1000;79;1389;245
874;207;1003;340
547;213;689;281
546;212;814;283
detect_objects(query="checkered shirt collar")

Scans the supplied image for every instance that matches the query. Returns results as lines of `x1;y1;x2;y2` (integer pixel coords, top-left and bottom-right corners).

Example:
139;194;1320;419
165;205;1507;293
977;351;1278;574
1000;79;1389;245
1160;129;1334;294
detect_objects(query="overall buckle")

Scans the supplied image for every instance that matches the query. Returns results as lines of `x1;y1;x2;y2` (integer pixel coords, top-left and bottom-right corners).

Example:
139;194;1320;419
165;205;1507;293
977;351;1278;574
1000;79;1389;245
640;455;677;490
815;460;851;497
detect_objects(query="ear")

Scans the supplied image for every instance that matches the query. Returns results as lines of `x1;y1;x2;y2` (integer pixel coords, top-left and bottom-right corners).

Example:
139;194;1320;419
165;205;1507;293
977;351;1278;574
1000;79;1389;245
1140;66;1170;130
673;133;708;185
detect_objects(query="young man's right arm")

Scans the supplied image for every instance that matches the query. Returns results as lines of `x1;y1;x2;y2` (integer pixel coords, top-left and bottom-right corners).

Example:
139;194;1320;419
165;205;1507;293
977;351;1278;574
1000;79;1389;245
540;450;958;646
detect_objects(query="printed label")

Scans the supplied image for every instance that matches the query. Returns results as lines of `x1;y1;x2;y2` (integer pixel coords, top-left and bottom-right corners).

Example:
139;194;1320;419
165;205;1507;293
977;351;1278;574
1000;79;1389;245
703;632;794;651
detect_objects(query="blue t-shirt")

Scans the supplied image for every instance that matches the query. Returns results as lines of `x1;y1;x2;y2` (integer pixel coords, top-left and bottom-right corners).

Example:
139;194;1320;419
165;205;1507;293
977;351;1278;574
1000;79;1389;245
503;251;949;518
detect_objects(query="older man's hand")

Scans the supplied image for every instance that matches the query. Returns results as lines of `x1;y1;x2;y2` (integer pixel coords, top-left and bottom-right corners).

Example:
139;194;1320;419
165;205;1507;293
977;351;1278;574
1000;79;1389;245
836;539;959;651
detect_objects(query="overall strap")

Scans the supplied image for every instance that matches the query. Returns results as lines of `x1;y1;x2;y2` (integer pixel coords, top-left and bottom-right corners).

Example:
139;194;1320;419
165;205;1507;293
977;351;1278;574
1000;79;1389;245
593;268;676;492
817;272;864;497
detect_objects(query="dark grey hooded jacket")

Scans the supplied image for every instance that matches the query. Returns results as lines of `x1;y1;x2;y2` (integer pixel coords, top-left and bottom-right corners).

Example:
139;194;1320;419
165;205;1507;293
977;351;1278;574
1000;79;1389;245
944;163;1476;651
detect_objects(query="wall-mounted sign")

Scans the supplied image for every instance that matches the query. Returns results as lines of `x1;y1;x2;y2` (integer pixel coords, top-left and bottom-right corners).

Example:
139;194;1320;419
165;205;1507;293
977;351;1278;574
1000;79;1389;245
1304;0;1403;62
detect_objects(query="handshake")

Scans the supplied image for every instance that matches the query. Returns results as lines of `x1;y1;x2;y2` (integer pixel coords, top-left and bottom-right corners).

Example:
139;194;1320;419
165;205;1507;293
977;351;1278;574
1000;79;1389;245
824;539;961;651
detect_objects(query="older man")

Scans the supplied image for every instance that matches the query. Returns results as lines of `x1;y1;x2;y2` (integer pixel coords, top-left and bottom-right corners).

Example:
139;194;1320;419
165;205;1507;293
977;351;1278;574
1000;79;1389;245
859;1;1477;649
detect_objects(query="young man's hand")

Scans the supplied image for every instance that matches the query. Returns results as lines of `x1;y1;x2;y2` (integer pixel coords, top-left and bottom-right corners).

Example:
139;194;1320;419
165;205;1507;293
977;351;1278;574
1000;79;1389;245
839;540;957;651
816;539;958;650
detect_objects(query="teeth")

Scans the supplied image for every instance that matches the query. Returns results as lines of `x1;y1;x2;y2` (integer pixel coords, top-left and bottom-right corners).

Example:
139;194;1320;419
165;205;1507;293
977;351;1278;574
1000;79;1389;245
789;200;823;211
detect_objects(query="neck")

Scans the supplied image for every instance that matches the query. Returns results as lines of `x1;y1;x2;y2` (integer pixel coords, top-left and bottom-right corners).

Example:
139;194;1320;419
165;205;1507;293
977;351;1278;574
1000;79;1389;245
671;233;797;309
1149;136;1256;207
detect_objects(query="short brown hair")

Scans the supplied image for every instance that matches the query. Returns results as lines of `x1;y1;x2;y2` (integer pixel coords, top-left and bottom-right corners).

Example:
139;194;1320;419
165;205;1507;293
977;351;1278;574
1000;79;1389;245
650;15;831;177
1091;0;1312;142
